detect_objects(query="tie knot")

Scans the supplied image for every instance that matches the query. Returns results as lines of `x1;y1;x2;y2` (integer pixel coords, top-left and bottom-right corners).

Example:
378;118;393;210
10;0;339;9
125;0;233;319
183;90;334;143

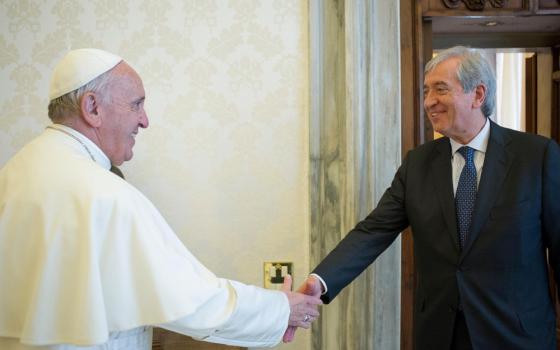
457;146;475;163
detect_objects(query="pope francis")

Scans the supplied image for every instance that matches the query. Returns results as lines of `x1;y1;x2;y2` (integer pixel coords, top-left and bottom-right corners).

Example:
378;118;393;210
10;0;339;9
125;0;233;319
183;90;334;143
0;49;321;350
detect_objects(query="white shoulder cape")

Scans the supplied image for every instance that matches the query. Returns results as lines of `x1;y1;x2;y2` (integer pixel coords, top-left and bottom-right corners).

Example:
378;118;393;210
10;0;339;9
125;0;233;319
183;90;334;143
0;129;289;347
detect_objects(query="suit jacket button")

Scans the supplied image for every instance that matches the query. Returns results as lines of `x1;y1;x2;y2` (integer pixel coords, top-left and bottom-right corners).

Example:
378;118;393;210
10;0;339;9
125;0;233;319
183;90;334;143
449;306;456;313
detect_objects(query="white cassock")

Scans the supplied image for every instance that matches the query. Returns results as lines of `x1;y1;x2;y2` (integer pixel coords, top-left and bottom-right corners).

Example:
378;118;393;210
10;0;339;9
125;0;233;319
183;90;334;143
0;125;289;350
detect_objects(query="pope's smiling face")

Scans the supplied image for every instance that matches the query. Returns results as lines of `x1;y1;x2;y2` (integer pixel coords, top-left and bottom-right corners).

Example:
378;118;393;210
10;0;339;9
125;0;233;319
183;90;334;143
423;57;481;143
96;62;149;166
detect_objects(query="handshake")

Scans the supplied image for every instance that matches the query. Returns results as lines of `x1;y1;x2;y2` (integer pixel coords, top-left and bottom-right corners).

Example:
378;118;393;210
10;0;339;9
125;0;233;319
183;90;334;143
280;275;323;343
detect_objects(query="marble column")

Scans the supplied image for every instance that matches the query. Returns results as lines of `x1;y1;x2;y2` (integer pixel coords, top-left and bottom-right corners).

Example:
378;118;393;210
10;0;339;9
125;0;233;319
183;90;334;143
309;0;401;349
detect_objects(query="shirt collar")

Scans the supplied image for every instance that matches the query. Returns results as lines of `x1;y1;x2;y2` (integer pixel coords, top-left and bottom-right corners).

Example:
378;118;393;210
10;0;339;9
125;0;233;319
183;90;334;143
449;118;490;156
50;124;112;170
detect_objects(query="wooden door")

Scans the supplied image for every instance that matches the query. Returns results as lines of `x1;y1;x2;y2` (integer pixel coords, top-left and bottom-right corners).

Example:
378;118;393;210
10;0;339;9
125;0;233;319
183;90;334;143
400;2;560;350
526;46;560;350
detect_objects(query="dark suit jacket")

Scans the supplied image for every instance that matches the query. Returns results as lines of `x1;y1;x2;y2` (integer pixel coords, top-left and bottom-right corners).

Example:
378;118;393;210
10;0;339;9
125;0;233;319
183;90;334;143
313;121;560;349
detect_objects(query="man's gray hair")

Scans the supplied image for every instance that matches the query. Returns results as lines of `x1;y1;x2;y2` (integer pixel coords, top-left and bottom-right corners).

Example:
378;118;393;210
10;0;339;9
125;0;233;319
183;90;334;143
425;46;496;118
47;69;115;122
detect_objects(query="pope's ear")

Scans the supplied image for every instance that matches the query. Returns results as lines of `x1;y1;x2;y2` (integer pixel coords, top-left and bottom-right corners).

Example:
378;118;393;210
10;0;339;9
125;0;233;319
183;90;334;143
80;92;103;128
472;84;486;109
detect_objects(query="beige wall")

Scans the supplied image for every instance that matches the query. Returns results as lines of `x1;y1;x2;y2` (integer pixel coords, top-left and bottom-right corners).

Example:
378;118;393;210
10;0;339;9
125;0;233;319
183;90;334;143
0;1;310;349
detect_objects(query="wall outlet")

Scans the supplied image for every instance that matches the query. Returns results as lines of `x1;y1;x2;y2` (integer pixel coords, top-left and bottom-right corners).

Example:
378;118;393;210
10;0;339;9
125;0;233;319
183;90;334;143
263;262;293;290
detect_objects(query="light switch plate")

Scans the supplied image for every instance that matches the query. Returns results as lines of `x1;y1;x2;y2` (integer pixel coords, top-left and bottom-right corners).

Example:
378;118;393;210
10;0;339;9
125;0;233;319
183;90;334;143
263;262;293;290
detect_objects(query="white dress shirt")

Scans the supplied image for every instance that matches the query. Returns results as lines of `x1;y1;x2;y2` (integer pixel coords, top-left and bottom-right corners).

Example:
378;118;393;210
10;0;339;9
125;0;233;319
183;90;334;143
450;118;490;195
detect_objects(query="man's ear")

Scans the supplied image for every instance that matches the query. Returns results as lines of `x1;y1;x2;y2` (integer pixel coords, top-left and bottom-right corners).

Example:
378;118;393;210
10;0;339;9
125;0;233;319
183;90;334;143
472;84;486;109
80;92;102;128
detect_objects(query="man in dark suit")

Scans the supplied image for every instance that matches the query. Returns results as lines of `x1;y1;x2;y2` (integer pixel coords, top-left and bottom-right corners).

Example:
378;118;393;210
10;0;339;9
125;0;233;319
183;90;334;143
289;46;560;349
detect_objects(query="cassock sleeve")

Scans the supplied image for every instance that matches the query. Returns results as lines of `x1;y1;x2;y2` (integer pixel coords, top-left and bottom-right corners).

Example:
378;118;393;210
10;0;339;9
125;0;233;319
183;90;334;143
159;280;289;347
98;183;291;348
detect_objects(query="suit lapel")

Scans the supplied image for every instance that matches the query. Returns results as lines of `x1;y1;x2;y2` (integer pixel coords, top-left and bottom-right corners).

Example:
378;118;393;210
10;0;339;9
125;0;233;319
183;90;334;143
460;121;513;259
429;139;460;254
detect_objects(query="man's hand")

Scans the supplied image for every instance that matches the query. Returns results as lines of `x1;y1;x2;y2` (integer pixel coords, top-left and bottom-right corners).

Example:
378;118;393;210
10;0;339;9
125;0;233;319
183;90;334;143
282;275;323;342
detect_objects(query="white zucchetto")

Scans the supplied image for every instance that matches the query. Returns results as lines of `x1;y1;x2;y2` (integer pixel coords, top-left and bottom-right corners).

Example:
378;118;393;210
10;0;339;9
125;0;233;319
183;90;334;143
49;48;122;101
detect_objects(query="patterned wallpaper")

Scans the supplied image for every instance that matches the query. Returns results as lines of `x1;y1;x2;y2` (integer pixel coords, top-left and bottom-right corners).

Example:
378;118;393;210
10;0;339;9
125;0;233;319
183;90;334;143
0;1;309;348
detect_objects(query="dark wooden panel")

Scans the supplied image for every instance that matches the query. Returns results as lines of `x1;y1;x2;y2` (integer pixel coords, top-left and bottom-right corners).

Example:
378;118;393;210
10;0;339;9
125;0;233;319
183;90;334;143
552;46;560;143
422;0;529;16
400;0;430;349
400;0;422;154
400;228;415;350
422;20;435;142
433;33;560;50
551;75;560;143
538;0;560;12
526;54;538;134
152;328;245;350
526;46;558;349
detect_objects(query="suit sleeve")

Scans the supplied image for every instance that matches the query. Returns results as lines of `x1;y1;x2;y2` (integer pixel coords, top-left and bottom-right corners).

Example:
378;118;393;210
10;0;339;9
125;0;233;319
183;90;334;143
312;154;410;303
542;139;560;297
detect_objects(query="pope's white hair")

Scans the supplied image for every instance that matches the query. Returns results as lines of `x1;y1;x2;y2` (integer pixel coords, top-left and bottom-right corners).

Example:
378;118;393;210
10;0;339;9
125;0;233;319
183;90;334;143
47;68;115;123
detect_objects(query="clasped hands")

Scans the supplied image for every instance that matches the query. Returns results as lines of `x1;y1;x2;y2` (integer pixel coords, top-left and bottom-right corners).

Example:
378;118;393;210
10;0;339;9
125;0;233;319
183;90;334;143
280;275;323;343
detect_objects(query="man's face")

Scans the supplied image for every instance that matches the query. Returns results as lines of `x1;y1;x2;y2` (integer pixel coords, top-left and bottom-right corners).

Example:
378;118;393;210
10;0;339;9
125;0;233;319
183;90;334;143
97;63;149;165
423;58;480;142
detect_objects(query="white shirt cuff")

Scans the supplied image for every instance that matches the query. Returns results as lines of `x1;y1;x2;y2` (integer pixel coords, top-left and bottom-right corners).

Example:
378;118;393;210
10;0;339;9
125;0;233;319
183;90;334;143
309;273;328;295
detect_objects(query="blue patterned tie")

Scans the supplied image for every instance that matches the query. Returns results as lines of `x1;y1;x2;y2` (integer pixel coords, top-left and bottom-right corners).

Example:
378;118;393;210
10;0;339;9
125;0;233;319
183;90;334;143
455;146;477;250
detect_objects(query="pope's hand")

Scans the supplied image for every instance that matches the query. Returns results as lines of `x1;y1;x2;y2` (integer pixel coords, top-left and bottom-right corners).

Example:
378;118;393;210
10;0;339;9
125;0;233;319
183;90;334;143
281;275;322;342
